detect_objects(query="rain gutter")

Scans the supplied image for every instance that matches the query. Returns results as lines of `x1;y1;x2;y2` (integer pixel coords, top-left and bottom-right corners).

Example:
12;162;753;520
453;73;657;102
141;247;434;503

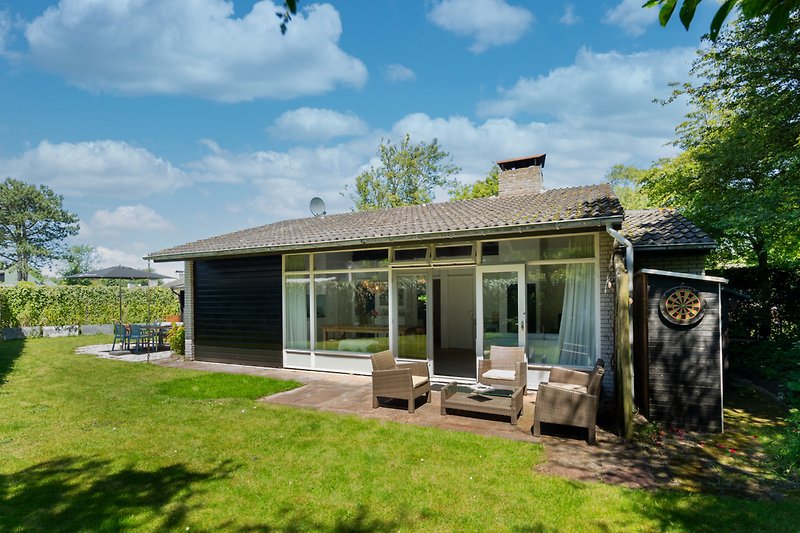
146;215;624;262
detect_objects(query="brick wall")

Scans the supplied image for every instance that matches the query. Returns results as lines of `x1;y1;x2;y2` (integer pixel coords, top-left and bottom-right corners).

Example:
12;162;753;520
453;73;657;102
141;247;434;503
498;166;544;196
184;259;194;360
634;251;708;275
599;233;617;415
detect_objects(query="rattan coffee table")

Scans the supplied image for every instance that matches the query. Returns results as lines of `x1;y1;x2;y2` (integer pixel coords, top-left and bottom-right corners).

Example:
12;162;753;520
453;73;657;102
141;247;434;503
440;382;524;425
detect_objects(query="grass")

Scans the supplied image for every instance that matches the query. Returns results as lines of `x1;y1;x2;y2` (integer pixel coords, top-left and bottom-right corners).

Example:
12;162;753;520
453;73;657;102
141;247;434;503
1;337;800;531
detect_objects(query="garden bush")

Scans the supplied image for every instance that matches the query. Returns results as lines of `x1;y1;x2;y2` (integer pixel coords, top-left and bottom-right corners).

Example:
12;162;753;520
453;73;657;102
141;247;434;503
166;324;185;355
0;284;180;328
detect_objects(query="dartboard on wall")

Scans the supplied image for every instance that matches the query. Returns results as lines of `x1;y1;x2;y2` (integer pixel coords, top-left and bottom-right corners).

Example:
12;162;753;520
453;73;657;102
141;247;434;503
659;285;705;326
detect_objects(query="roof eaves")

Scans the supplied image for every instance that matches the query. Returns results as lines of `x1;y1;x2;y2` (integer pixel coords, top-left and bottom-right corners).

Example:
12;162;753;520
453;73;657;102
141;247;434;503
147;214;624;262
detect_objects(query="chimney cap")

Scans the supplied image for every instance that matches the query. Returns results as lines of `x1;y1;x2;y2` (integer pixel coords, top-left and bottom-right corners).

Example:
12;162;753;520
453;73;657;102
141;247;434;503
496;153;546;171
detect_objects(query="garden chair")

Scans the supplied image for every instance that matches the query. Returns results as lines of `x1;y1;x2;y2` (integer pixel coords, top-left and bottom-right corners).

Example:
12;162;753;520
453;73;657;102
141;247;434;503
111;322;129;351
127;324;156;353
533;359;605;444
479;345;528;394
371;350;431;413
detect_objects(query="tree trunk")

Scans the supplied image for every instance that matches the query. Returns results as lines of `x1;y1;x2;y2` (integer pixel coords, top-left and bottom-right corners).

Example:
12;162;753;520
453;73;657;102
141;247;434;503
754;240;771;339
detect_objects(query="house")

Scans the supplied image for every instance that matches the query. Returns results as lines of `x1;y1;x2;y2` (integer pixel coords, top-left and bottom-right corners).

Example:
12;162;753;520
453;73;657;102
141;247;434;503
0;266;56;286
147;154;722;429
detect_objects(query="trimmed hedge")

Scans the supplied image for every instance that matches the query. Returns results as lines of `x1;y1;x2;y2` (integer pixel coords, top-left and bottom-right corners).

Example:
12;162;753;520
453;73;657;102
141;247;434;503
0;284;180;328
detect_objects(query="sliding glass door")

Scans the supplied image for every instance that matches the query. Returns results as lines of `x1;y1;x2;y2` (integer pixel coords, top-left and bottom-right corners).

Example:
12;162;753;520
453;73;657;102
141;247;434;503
476;265;525;359
394;271;431;360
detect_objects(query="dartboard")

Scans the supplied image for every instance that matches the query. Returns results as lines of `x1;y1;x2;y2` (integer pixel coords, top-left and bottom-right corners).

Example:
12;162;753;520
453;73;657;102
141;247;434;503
659;285;704;326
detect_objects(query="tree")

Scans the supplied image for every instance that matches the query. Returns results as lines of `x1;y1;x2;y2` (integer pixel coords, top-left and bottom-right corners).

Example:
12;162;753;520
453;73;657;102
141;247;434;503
60;244;99;285
0;178;79;282
604;164;654;209
644;0;800;40
449;165;500;200
643;13;800;337
348;134;461;211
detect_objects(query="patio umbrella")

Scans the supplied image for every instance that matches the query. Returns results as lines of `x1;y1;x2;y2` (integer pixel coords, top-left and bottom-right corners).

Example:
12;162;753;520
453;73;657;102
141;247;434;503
66;265;171;323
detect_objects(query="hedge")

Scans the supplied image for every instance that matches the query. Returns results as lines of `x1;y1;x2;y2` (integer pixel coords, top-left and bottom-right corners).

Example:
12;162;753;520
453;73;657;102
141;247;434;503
0;285;180;328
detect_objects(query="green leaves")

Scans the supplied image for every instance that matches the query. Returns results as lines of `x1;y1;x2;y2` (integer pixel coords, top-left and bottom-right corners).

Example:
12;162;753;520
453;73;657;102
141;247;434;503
348;134;461;211
644;0;800;40
0;178;79;282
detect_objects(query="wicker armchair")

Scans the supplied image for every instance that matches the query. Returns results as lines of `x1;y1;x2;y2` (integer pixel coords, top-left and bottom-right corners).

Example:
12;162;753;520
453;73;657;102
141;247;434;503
479;345;527;394
371;350;431;413
533;359;605;444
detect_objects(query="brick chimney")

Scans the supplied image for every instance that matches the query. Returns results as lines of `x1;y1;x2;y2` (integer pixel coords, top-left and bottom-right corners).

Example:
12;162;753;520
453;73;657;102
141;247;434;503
497;153;546;197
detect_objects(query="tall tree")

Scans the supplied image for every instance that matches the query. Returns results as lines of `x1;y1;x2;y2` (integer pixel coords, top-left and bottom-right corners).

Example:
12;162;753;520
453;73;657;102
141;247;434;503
644;13;800;337
60;244;99;285
449;165;500;200
348;134;461;211
605;164;654;209
0;178;79;282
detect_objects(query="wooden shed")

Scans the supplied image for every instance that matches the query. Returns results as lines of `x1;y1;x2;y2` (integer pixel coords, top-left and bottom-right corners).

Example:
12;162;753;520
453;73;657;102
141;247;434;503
633;269;728;432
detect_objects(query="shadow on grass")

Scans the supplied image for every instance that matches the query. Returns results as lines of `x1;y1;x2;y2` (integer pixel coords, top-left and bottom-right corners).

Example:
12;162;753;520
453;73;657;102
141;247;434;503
0;338;25;387
0;456;238;531
219;503;410;532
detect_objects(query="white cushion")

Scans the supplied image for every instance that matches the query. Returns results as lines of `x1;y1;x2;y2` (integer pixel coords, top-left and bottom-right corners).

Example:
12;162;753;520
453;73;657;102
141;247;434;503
482;369;517;381
412;375;429;388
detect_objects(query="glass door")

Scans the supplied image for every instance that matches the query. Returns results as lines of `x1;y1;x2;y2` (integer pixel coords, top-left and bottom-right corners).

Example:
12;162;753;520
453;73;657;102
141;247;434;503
476;265;526;359
393;271;431;361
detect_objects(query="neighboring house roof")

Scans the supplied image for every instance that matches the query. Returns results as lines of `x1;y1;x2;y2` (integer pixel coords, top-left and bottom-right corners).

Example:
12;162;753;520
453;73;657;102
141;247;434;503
623;209;716;250
148;184;624;261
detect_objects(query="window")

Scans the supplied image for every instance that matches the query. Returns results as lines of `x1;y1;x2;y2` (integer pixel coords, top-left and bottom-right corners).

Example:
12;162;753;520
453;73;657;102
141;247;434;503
315;249;388;270
314;272;389;353
284;275;310;350
433;244;474;262
482;235;594;264
285;254;309;272
392;247;428;263
526;262;595;366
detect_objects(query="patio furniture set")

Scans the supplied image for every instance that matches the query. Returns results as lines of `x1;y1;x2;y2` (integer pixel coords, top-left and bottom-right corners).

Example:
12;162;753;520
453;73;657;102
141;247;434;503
371;346;606;443
111;321;178;353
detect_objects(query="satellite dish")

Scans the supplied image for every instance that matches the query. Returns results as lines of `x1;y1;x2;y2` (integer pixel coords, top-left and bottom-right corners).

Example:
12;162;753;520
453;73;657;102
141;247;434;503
309;197;326;217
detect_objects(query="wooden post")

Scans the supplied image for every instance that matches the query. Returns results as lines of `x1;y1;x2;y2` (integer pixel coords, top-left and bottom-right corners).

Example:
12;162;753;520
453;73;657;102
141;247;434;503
615;254;634;439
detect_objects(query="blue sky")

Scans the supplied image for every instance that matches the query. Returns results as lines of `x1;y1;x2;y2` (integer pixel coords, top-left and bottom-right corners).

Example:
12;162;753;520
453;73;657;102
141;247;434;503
0;0;714;277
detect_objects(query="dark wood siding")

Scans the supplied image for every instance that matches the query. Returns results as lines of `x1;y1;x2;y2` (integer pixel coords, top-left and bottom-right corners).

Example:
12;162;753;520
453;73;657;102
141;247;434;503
193;255;283;367
639;274;722;432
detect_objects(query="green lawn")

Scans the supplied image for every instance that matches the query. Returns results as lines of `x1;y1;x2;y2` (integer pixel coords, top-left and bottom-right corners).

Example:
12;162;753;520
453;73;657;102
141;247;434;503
1;337;798;532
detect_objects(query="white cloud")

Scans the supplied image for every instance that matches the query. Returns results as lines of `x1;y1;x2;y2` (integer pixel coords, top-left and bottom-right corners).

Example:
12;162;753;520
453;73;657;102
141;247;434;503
188;139;376;219
268;108;369;142
0;140;189;197
23;0;367;102
604;0;660;36
427;0;534;53
560;4;581;26
384;63;416;83
83;205;175;238
477;47;695;137
388;112;681;191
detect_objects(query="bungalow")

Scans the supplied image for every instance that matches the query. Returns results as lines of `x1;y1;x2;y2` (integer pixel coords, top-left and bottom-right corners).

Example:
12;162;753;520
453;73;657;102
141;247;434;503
147;154;720;429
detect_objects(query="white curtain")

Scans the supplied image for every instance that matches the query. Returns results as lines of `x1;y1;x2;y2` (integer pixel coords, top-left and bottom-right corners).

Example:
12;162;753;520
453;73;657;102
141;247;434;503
557;262;595;366
285;278;309;350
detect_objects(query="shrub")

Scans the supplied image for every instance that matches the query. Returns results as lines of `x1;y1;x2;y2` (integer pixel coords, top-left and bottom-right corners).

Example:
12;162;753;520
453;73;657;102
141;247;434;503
0;285;179;328
166;324;185;356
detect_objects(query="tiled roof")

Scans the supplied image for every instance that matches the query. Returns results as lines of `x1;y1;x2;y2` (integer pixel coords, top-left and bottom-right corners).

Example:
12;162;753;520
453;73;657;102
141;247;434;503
148;184;623;260
623;209;716;250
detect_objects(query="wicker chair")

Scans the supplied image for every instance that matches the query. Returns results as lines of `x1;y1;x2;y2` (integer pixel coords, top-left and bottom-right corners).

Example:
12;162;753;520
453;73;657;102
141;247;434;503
371;350;431;413
479;345;528;394
533;359;605;444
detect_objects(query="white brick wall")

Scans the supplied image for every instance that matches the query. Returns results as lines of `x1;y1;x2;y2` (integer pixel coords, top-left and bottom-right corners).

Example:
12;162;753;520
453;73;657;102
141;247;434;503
184;260;194;360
